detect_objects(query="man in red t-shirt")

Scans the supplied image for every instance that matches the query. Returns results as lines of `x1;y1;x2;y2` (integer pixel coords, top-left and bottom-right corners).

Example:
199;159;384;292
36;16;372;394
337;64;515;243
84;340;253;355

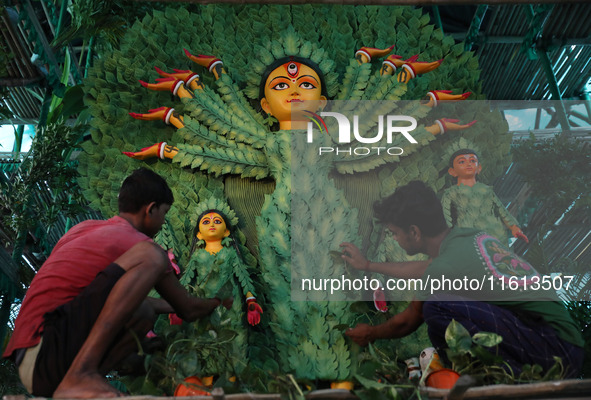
4;168;231;398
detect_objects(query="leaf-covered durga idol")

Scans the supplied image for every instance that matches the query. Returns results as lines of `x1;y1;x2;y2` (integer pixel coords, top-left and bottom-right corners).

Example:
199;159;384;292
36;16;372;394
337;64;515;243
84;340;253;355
78;4;513;386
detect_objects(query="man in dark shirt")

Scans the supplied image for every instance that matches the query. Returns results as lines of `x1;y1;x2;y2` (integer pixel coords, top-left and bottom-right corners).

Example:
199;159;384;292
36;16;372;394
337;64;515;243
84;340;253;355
345;181;583;378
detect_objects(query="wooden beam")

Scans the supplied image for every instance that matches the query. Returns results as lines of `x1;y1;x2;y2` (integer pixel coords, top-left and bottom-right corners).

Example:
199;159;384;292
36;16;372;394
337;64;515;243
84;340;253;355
511;127;591;142
0;76;44;87
537;49;571;131
0;118;38;126
449;33;591;46
422;378;591;399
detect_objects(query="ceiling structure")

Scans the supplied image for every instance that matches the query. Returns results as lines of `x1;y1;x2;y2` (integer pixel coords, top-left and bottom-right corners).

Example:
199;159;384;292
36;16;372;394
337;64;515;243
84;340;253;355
440;3;591;102
1;1;54;127
1;2;590;129
0;1;590;294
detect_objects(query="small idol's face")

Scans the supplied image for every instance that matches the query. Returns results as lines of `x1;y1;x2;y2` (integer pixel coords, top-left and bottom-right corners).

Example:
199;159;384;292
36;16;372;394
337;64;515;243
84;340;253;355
260;62;327;127
449;154;481;179
198;212;229;241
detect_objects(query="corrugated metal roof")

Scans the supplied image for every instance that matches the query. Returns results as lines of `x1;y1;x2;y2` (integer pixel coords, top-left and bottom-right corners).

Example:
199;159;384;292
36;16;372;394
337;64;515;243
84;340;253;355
1;4;47;124
0;2;590;292
449;3;591;101
2;2;590;124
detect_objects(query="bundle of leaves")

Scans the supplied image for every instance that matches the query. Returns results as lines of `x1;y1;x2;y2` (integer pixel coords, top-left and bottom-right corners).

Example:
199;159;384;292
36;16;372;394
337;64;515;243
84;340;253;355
444;319;566;385
0;358;27;397
351;343;418;400
121;322;286;395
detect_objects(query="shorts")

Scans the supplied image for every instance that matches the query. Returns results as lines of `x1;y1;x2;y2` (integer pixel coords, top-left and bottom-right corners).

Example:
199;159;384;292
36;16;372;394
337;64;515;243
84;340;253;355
30;263;126;396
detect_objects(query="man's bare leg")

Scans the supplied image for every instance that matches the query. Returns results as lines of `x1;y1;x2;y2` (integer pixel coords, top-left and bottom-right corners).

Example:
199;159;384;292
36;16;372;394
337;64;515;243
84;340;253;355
98;300;157;375
53;241;168;398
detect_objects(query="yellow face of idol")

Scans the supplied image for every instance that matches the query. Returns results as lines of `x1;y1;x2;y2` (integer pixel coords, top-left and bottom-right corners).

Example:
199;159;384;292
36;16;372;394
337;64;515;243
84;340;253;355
260;61;327;129
449;154;482;180
197;212;230;242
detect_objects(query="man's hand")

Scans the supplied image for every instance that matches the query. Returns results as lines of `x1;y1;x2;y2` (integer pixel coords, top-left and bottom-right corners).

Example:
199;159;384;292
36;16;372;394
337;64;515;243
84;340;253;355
345;323;375;346
220;297;233;310
339;242;370;271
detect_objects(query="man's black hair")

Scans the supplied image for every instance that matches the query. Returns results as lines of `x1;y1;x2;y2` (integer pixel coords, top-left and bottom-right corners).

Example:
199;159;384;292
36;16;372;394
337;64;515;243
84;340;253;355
373;181;448;237
258;56;329;101
118;168;174;213
448;148;479;168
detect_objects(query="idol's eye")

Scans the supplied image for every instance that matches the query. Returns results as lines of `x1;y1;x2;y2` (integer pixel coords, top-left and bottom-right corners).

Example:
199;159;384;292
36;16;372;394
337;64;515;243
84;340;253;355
272;82;289;90
214;218;223;225
201;219;210;225
300;82;317;90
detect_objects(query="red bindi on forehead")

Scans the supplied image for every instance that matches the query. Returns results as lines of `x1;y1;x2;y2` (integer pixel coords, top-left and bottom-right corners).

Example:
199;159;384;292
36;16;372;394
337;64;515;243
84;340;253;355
202;213;217;221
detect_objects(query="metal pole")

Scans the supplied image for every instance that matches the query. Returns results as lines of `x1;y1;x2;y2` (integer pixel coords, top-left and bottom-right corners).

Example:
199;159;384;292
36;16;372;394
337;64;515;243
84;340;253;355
432;6;444;34
537;49;570;132
582;91;591;127
55;0;68;37
38;86;53;127
12;125;24;156
84;36;95;79
0;294;13;348
465;5;488;51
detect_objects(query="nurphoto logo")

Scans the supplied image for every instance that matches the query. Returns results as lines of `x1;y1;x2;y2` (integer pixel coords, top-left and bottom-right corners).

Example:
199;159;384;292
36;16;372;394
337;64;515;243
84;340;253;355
306;109;418;156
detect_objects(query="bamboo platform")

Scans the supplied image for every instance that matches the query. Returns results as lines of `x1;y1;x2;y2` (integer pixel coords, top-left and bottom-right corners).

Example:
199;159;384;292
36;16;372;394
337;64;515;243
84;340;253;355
4;379;591;400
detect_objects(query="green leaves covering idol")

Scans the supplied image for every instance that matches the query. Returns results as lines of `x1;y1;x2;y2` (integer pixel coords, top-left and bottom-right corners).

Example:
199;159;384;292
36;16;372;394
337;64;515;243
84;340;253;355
79;4;512;384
